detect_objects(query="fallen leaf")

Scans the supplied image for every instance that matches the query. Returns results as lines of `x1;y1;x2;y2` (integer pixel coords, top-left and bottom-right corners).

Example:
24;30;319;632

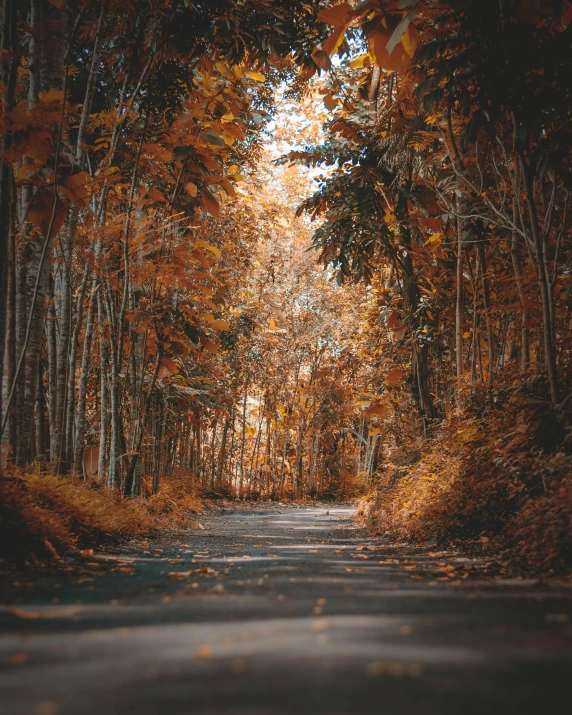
10;606;83;620
198;644;212;658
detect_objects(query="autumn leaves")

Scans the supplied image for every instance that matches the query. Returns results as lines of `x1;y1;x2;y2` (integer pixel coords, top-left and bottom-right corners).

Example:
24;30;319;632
313;1;418;73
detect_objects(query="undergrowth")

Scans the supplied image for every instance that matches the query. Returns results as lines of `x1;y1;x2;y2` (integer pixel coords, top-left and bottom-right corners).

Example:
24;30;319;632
0;467;202;567
358;384;572;574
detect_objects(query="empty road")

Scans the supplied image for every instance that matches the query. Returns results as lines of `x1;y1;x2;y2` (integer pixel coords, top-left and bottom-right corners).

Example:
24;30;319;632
1;505;571;714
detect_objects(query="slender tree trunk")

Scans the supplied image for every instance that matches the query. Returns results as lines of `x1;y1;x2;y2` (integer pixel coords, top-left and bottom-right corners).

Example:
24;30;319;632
64;262;89;470
478;243;495;389
517;150;560;403
455;221;464;383
35;357;47;462
510;203;530;373
73;277;96;475
0;0;19;430
239;390;247;497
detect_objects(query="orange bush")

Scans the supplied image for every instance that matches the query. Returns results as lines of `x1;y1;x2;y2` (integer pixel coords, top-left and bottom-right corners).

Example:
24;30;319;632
0;466;202;566
358;390;572;574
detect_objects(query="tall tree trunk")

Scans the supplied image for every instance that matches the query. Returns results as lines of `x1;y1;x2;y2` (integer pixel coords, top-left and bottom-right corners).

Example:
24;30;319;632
64;263;89;469
0;0;19;440
455;220;465;384
73;277;96;475
478;243;495;389
510;219;530;373
517;150;560;404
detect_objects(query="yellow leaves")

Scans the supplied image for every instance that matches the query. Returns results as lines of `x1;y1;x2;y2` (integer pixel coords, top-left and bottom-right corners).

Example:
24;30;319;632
205;314;230;331
210;320;229;331
220;179;237;199
244;70;266;82
400;23;418;57
195;240;221;257
349;53;372;69
366;12;418;72
426;232;442;245
386;368;407;386
368;30;410;72
314;4;417;72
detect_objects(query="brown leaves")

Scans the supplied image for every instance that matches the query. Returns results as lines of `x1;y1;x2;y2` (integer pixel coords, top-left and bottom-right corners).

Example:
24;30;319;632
184;181;198;197
200;188;220;218
27;188;66;238
159;357;178;378
385;368;406;386
10;606;83;619
363;403;390;420
317;3;353;27
314;4;418;72
168;566;214;578
61;171;92;208
23;130;52;163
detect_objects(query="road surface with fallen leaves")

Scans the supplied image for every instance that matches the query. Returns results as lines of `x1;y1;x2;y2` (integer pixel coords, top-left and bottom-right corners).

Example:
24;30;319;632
1;504;571;714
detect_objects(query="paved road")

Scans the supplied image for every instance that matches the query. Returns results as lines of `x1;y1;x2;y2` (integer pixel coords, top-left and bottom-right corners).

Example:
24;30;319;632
1;504;571;715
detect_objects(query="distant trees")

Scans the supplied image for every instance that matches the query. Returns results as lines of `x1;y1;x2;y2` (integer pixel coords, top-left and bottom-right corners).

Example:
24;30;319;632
0;0;366;500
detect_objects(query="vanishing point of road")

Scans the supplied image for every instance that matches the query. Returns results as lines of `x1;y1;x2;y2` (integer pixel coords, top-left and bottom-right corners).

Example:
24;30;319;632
1;505;571;714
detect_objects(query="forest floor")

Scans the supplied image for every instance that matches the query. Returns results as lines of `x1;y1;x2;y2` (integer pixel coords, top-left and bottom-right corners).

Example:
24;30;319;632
1;504;572;715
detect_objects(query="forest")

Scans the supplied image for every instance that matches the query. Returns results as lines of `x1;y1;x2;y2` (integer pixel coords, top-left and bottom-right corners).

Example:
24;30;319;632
1;0;571;575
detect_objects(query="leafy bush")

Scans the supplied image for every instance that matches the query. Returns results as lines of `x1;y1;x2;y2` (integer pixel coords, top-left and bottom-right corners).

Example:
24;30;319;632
358;390;572;574
0;466;202;566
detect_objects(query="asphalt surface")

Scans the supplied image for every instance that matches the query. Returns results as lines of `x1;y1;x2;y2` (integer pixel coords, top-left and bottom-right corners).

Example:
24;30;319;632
1;504;571;715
